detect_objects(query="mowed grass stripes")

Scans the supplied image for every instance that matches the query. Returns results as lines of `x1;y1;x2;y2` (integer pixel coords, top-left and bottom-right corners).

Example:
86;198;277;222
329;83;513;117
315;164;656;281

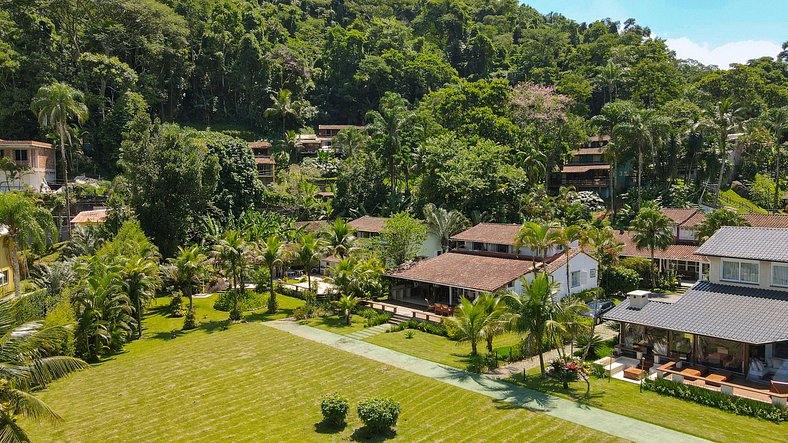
26;324;625;442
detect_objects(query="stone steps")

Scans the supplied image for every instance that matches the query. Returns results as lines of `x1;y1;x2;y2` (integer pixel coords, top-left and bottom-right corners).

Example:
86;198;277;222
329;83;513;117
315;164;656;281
345;323;391;340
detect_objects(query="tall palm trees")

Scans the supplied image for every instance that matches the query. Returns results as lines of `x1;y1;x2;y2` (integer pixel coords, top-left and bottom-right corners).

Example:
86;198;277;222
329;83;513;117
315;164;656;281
701;98;743;193
0;192;57;297
119;258;160;338
450;294;506;356
422;203;470;253
325;218;355;258
260;235;286;313
170;245;208;329
366;92;414;205
30;82;88;235
265;89;297;140
762;106;788;208
514;221;560;270
596;61;625;104
294;232;325;293
0;299;88;442
630;205;674;288
212;231;254;321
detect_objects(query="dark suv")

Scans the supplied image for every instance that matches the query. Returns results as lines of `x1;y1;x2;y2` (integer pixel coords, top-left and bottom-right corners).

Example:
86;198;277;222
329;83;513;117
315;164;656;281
581;300;615;323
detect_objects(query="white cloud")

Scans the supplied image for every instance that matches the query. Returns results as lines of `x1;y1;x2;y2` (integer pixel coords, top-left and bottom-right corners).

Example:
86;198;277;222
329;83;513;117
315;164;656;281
665;37;781;68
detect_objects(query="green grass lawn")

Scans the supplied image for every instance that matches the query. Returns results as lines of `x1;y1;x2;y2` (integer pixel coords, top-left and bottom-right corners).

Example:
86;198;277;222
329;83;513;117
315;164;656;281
720;189;769;214
24;316;623;442
364;329;523;369
508;369;786;443
302;314;368;335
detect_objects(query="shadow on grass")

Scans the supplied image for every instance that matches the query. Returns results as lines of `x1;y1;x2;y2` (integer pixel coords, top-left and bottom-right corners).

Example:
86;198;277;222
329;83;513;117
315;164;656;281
147;319;231;341
245;308;293;322
314;420;346;434
505;373;606;408
350;427;397;442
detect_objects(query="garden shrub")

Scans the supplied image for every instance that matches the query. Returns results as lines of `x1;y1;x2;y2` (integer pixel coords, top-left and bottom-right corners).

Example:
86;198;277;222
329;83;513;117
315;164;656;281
213;290;267;312
619;257;652;287
749;174;776;209
319;393;349;426
465;354;485;373
442;317;462;340
389;319;447;336
364;312;392;327
168;292;185;317
357;397;400;432
601;266;639;295
642;377;787;423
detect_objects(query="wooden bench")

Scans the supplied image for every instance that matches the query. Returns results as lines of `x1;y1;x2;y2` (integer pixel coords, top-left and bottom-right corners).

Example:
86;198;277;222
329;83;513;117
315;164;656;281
706;372;731;387
679;367;704;381
624;367;645;380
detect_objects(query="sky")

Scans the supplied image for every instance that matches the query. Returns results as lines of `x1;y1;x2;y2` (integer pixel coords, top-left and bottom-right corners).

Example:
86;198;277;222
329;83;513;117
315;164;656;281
523;1;786;68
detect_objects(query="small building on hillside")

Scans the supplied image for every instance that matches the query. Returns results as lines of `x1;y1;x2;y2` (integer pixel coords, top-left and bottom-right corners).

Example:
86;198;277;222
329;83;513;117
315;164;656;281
71;208;107;225
0;140;56;192
348;215;442;259
249;141;275;184
550;135;631;200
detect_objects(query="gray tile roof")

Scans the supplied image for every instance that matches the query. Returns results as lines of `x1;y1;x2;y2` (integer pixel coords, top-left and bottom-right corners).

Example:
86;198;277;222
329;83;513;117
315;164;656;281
603;281;788;344
695;226;788;263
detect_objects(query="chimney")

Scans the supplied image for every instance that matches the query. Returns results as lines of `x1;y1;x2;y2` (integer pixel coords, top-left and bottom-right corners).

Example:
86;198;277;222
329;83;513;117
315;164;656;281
627;290;650;310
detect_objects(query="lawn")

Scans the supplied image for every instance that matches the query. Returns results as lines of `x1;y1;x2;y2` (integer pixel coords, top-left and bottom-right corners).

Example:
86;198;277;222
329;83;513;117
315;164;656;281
24;317;623;442
509;369;786;443
720;189;769;214
365;329;524;369
302;314;368;335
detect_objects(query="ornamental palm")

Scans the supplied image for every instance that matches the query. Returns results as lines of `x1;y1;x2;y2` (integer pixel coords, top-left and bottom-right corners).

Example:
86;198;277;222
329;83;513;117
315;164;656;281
699;98;743;193
0;298;88;442
366;92;414;205
630;205;674;289
119;258;160;338
504;273;561;376
450;294;505;356
294;232;326;293
212;231;254;321
259;235;285;313
336;293;360;326
30;82;88;235
696;209;750;243
325;218;356;258
422;203;470;252
761;106;788;208
0;192;57;298
514;221;561;271
264;89;297;140
170;245;208;328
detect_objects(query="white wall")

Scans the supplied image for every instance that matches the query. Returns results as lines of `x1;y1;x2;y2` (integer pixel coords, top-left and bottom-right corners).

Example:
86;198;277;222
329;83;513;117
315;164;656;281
552;252;599;300
707;256;788;291
678;226;698;242
419;232;443;258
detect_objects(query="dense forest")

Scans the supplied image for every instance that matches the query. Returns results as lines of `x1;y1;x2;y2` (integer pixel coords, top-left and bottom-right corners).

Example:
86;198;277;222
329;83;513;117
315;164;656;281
2;0;788;254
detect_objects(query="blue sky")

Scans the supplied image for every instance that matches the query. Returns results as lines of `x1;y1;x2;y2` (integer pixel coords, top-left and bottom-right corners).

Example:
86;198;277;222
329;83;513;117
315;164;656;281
523;1;786;67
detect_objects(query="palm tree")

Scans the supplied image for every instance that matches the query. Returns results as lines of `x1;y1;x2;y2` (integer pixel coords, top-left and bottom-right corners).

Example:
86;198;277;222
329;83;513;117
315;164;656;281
422;203;470;253
264;89;298;140
212;231;254;321
596;61;625;104
700;98;743;194
0;298;89;442
32;260;76;311
630;205;674;288
325;218;355;258
366;92;414;205
169;245;206;329
332;127;368;157
0;192;57;298
696;209;750;243
579;226;622;361
119;258;160;338
450;294;505;356
294;232;325;293
260;235;286;313
504;273;561;376
336;293;360;325
762;107;788;208
30;82;88;236
514;221;560;271
555;225;581;299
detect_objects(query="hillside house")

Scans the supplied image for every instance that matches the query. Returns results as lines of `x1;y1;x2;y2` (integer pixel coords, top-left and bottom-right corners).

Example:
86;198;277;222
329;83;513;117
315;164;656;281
249;141;275;184
550;136;632;199
0;140;56;192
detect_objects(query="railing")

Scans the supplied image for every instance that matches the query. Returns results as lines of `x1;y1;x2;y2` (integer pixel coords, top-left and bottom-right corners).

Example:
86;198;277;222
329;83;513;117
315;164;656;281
363;301;445;324
562;178;609;187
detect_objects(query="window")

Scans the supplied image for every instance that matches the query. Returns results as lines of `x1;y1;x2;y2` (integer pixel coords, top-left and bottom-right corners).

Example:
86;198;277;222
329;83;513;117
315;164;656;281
721;259;759;284
14;150;28;161
496;244;509;253
0;270;8;287
571;270;582;288
472;242;484;251
589;268;597;279
772;264;788;287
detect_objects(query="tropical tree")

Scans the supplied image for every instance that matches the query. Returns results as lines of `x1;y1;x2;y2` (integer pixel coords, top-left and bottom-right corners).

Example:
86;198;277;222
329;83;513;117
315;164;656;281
514;221;560;270
695;209;750;242
294;232;325;293
264;89;297;140
332;127;368;157
212;231;254;321
699;98;743;193
596;61;625;104
32;260;76;312
366;92;414;205
0;298;89;442
336;293;360;325
325;218;356;258
0;192;57;298
630;205;674;288
504;273;561;376
422;203;470;253
450;294;505;356
259;235;286;313
762;106;788;208
555;225;581;298
119;258;160;338
169;245;208;329
30;82;89;235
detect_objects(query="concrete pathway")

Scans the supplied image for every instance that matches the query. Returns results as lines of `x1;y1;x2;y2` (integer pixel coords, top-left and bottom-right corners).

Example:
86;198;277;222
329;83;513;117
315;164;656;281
345;323;391;340
263;320;709;443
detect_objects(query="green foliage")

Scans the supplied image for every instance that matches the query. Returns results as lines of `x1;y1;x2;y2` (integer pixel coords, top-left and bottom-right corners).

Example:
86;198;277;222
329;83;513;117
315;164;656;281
379;212;427;267
357;397;400;432
619;257;653;287
358;309;392;327
319;393;350;427
749;174;777;209
213;290;267;312
390;319;447;336
601;266;640;295
642;378;787;423
696;208;750;242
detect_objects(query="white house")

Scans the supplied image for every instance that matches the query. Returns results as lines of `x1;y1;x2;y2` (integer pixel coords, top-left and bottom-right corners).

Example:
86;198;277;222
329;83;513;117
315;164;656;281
0;140;57;192
348;215;443;259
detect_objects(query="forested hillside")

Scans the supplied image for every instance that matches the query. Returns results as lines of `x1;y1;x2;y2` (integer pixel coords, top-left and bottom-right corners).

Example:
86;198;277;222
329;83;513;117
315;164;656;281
2;0;788;249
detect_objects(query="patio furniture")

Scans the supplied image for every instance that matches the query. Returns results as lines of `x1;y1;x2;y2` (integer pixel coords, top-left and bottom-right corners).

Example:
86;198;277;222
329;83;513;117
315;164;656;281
424;298;435;312
434;303;454;316
706;372;731;387
679;367;704;381
624;367;644;381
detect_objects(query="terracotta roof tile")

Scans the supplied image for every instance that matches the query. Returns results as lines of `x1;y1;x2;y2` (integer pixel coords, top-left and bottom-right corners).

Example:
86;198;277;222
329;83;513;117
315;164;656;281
573;147;605;156
71;208;107;224
254;157;275;165
561;164;610;173
742;214;788;229
388;252;535;292
660;208;701;226
450;223;522;245
294;220;329;233
0;140;53;149
248;141;272;148
318;125;364;130
615;230;706;262
348;216;390;233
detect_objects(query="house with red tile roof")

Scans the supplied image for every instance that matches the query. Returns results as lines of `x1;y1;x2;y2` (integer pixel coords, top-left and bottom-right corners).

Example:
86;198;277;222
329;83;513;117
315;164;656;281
0;140;56;192
249;141;275;184
348;216;442;258
549;135;632;200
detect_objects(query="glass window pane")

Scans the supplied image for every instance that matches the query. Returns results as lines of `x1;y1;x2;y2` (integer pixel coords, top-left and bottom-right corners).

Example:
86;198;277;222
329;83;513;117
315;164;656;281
740;262;759;283
722;260;739;281
773;265;788;287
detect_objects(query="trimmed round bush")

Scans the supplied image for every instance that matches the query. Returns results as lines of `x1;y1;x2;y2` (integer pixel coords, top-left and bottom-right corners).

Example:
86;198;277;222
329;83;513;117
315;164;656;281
357;397;400;432
319;393;349;426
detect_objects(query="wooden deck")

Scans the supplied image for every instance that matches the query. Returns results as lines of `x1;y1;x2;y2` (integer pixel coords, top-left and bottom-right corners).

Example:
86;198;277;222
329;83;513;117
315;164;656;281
362;300;448;323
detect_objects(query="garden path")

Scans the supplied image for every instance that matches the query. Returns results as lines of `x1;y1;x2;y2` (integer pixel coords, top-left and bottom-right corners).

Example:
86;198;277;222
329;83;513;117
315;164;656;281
263;320;709;443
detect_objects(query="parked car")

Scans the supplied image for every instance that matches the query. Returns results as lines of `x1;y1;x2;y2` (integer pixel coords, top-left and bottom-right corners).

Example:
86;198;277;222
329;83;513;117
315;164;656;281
582;300;615;323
